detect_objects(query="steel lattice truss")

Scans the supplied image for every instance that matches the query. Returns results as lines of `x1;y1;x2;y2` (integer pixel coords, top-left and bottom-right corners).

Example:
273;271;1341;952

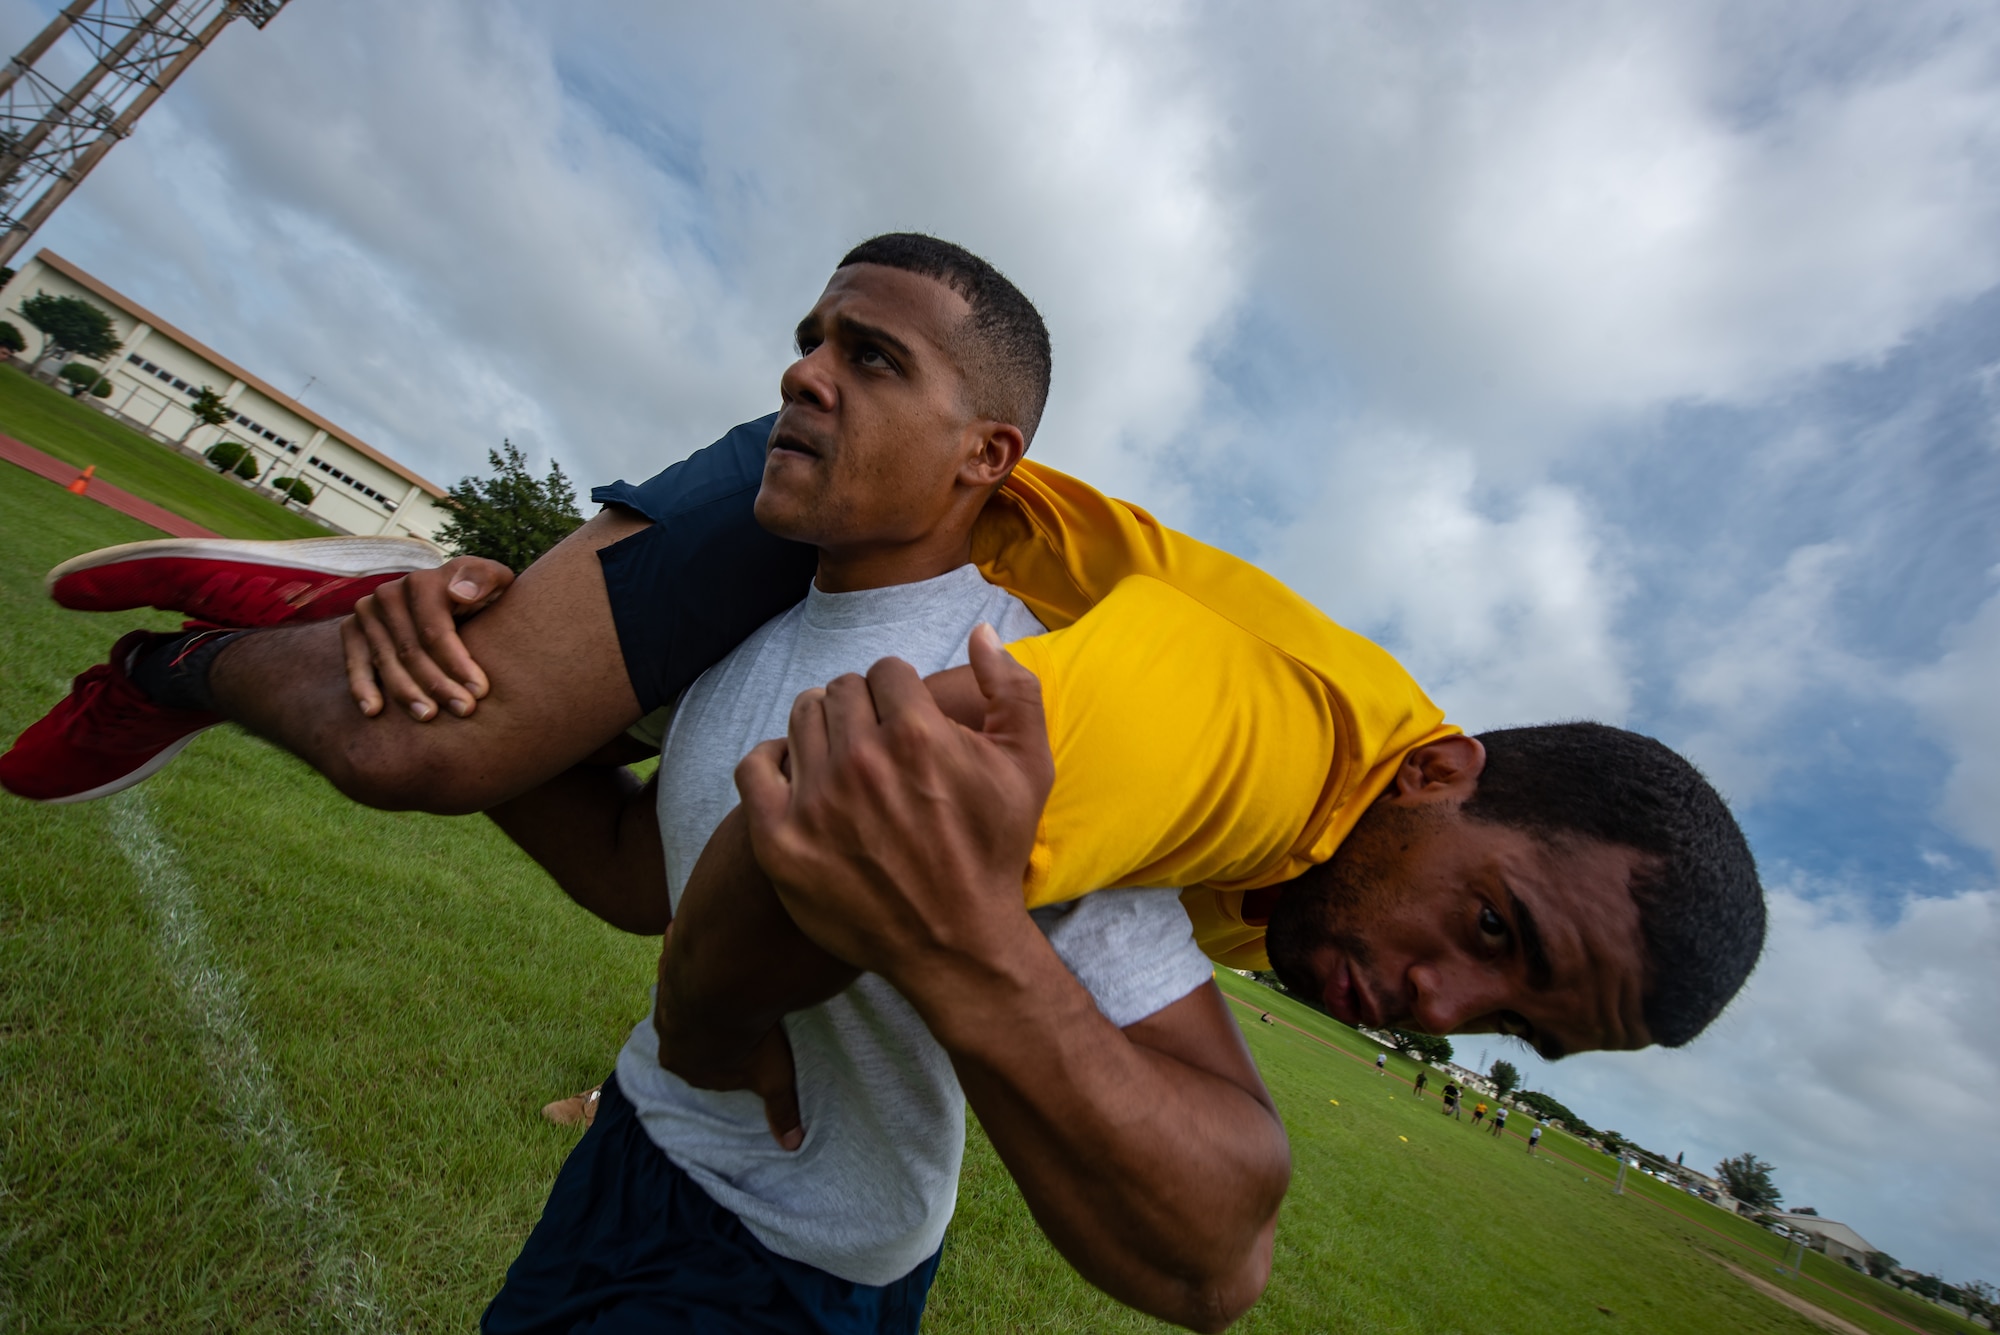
0;0;290;265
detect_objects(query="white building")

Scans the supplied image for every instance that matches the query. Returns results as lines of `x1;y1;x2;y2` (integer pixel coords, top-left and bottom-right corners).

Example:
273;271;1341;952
1768;1212;1876;1268
1;249;448;540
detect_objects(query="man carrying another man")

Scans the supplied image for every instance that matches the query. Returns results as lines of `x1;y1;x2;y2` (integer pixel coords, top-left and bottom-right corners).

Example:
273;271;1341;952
3;235;1766;1331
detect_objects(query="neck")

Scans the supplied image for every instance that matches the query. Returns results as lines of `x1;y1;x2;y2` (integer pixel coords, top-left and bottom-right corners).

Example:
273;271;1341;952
813;530;976;594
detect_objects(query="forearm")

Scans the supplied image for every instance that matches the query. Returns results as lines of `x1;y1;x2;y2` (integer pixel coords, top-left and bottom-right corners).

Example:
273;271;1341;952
485;766;668;934
657;807;858;1079
905;943;1288;1330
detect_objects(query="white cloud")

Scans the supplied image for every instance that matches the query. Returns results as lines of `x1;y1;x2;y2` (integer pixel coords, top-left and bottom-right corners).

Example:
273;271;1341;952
30;0;1238;496
1272;424;1631;730
1535;878;2000;1283
1667;542;1884;800
1904;578;2000;860
1199;1;2000;460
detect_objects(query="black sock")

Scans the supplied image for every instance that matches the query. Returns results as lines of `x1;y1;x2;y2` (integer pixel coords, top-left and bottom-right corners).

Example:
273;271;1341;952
128;628;245;713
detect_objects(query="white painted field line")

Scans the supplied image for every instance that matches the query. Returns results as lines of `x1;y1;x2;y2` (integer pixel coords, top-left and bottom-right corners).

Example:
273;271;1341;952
110;792;400;1334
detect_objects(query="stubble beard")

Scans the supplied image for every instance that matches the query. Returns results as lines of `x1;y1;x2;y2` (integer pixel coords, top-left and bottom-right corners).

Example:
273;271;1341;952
1265;801;1433;1014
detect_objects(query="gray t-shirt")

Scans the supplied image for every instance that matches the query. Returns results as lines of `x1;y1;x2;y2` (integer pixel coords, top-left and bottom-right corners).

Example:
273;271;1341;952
615;563;1212;1285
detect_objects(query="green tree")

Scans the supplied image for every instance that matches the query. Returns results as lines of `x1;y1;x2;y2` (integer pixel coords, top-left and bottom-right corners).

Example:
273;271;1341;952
19;291;120;374
1514;1089;1594;1136
1386;1030;1454;1065
178;385;231;446
0;320;24;355
274;476;315;507
58;360;111;397
1865;1252;1899;1281
1715;1152;1782;1210
434;438;583;569
1489;1059;1520;1097
205;439;248;473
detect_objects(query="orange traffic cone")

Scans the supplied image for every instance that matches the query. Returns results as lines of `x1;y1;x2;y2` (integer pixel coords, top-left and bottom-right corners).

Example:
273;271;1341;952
66;464;95;495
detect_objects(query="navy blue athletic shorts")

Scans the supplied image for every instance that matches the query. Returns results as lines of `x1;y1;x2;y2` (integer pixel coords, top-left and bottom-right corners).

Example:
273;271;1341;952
590;413;818;715
483;1074;942;1334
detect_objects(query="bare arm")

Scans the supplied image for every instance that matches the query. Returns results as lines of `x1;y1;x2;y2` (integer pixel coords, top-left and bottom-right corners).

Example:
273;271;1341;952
484;752;669;935
737;631;1289;1330
210;509;648;814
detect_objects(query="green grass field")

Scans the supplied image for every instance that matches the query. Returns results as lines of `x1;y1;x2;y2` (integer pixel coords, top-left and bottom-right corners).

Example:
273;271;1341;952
0;453;1979;1332
0;363;325;541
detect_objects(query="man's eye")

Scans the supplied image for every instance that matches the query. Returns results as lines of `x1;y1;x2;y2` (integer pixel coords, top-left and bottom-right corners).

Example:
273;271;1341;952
1478;905;1508;943
857;347;889;369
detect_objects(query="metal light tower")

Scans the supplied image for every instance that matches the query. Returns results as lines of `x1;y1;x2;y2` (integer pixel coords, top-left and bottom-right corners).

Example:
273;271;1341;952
0;0;290;267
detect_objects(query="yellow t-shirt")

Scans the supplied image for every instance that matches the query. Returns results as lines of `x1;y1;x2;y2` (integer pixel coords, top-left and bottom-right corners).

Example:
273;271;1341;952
969;460;1459;970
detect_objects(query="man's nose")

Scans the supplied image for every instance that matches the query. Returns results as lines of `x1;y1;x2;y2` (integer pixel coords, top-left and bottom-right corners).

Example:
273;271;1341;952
1408;963;1506;1036
780;349;836;410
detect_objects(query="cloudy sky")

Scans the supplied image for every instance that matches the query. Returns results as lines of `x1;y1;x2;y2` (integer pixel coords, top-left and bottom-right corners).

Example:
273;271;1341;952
7;0;1996;1284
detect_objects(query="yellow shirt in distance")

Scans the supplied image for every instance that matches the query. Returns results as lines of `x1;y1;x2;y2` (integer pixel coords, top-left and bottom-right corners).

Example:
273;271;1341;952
971;460;1459;970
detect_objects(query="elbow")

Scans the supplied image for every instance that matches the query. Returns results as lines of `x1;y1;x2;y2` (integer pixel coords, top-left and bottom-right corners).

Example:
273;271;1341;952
1168;1148;1287;1332
1174;1222;1276;1333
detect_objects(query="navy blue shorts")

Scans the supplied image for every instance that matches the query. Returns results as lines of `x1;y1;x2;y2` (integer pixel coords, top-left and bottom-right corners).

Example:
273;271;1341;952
483;1074;941;1335
591;414;819;716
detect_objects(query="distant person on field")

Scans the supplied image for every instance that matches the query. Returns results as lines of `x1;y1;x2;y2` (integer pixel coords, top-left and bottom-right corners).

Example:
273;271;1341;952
1471;1101;1488;1126
1375;1051;1387;1076
1442;1082;1462;1118
1413;1070;1428;1100
1490;1106;1508;1138
1529;1122;1544;1154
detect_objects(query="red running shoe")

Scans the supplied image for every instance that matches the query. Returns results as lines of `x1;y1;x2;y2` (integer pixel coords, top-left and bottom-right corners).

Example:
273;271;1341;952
0;630;223;803
48;535;446;627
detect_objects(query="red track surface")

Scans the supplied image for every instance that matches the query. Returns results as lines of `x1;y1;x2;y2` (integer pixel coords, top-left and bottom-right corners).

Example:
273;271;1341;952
1220;988;1928;1335
0;431;218;539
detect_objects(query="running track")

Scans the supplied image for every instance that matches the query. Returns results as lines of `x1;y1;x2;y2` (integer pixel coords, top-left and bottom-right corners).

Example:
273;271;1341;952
0;431;219;539
1220;989;1931;1335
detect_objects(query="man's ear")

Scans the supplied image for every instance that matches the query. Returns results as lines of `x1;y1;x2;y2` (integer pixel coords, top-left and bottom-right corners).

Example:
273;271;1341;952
959;420;1026;489
1385;735;1487;804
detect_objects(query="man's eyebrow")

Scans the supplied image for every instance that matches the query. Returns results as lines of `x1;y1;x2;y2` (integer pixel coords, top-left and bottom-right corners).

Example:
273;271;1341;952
1508;887;1554;992
828;312;918;366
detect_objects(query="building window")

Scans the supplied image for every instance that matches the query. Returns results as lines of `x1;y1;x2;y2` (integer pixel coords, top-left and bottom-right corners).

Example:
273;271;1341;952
125;353;142;365
171;378;188;391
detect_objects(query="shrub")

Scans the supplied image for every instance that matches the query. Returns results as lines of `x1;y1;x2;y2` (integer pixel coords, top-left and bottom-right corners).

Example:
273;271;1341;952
58;361;110;396
205;440;248;472
275;476;315;506
233;452;260;480
0;320;24;354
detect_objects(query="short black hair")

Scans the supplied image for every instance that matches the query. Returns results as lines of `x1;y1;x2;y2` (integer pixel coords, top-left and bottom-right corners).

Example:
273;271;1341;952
1460;722;1765;1048
838;232;1053;444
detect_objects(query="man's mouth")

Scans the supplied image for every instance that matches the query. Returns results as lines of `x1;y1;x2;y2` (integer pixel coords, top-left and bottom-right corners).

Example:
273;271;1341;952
767;430;820;462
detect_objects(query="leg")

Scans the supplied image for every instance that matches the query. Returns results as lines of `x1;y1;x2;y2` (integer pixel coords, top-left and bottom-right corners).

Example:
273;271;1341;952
485;1075;941;1334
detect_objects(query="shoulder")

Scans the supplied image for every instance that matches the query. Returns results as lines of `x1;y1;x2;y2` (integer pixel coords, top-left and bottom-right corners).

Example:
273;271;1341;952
1031;887;1212;1030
